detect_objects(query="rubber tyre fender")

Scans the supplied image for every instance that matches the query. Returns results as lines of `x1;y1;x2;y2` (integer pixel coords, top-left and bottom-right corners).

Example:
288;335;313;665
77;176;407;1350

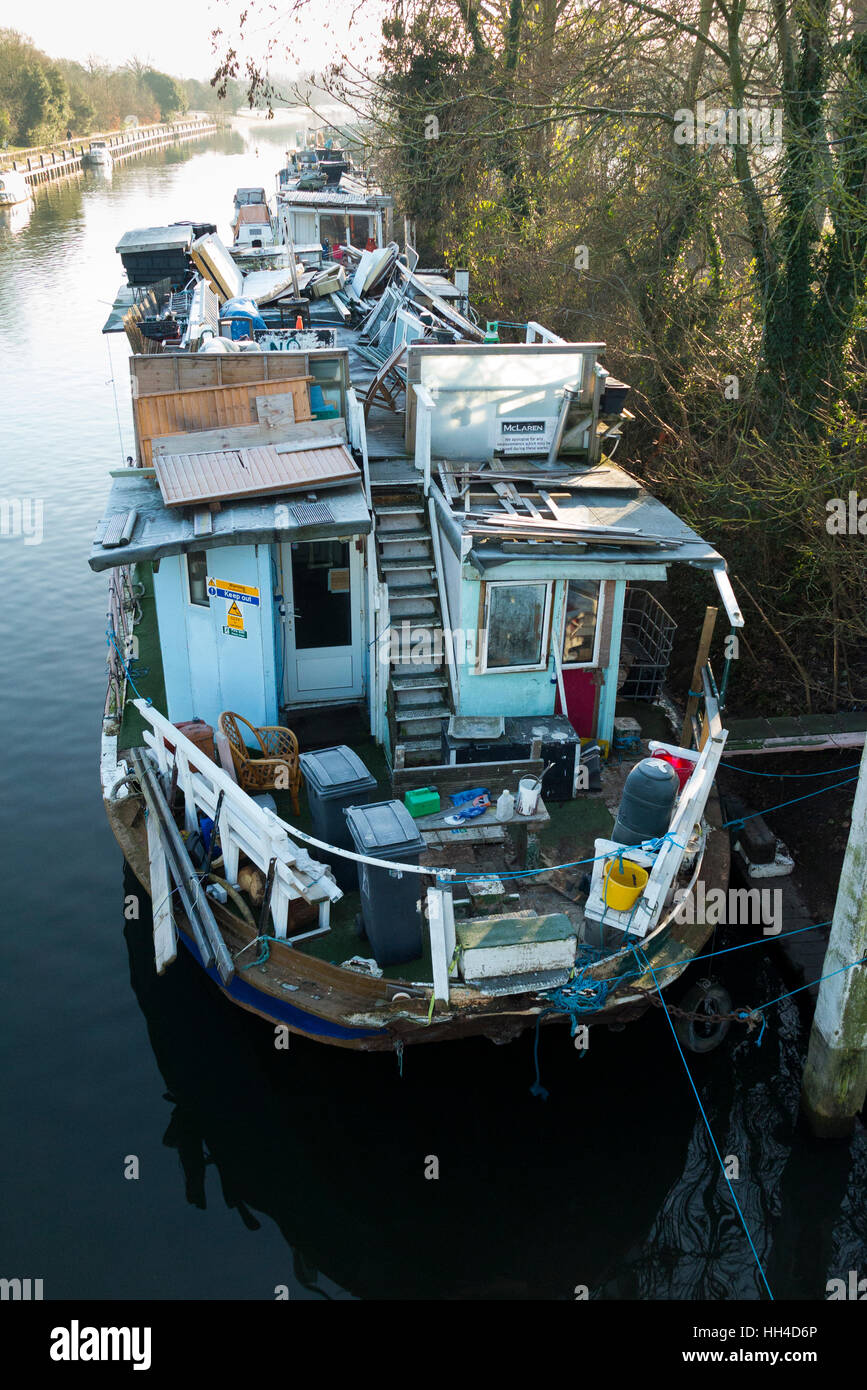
674;982;733;1054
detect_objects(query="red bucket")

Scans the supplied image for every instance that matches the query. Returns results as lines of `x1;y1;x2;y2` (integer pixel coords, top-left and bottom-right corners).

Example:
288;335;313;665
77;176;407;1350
651;750;694;791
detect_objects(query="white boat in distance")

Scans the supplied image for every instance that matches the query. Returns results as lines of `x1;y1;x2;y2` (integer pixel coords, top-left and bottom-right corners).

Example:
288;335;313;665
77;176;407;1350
0;169;33;206
83;140;113;170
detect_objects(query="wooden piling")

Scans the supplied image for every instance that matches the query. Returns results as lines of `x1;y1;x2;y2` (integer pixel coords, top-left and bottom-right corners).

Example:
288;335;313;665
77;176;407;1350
801;737;867;1137
681;606;717;747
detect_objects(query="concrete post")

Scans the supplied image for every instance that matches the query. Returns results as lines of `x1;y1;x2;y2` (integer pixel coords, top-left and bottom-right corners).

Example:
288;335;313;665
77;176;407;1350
801;737;867;1136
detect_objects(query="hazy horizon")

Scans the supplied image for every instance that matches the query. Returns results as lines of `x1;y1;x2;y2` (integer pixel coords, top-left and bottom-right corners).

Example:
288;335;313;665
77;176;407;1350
0;0;382;84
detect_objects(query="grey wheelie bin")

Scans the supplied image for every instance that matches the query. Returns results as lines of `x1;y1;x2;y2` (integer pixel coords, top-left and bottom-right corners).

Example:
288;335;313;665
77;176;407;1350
298;745;378;891
344;800;427;966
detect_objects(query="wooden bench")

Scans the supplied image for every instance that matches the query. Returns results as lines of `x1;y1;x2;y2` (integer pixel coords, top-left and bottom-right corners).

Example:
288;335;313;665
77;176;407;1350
392;755;544;801
392;756;546;861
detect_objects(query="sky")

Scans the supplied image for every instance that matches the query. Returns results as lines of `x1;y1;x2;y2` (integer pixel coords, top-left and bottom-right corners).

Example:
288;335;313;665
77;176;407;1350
0;0;381;82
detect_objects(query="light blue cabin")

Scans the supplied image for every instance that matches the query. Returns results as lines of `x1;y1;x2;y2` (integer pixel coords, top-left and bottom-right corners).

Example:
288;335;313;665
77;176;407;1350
90;325;741;780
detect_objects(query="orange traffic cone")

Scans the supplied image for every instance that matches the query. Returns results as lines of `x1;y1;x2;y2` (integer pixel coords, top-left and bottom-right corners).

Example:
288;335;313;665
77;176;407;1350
295;315;304;330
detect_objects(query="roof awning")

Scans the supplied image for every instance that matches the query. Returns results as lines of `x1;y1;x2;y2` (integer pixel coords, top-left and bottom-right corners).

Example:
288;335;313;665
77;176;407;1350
153;440;360;509
88;469;371;573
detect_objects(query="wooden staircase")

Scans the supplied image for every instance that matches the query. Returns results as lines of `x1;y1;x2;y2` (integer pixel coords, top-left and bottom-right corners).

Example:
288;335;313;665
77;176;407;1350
371;478;454;766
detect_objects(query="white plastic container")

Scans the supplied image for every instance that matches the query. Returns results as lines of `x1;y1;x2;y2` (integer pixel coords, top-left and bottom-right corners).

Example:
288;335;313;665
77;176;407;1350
517;776;540;816
496;789;515;821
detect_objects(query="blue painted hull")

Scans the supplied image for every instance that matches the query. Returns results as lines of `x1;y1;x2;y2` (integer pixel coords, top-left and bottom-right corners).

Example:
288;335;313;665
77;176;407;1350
177;926;387;1045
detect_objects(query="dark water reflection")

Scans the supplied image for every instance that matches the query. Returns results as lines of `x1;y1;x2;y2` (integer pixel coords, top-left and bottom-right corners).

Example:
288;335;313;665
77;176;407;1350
0;121;863;1301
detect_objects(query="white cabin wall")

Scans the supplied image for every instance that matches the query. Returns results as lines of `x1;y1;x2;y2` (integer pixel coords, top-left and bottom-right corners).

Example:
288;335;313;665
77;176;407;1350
152;544;278;736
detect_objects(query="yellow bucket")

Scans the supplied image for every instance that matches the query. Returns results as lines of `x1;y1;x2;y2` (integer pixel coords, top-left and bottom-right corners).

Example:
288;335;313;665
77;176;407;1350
603;856;648;911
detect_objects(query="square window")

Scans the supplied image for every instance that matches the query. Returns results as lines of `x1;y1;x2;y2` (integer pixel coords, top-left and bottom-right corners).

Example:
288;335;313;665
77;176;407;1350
483;582;551;671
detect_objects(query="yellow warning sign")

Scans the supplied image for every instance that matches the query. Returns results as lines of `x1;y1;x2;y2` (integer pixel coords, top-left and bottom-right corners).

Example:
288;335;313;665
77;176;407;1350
225;600;245;631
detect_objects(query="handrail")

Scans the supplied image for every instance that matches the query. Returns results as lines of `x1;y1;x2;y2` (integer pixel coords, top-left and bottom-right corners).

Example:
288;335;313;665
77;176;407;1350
413;383;435;495
129;697;454;992
627;712;727;937
428;495;458;708
132;699;448;881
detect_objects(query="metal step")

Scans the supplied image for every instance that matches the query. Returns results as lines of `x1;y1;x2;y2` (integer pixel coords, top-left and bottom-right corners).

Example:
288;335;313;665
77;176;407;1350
393;736;442;764
388;582;438;600
392;674;449;692
377;529;431;544
380;557;436;571
395;704;451;723
375;503;425;515
387;611;440;627
390;659;445;674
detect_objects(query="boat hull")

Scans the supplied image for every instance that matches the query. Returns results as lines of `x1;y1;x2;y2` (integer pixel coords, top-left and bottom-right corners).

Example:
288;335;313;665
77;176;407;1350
104;772;731;1052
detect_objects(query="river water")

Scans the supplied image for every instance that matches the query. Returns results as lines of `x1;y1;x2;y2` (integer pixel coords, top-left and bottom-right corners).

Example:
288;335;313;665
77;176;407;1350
0;121;863;1303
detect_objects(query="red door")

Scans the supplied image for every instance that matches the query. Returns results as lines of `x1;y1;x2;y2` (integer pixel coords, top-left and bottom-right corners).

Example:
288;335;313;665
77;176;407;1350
555;668;597;737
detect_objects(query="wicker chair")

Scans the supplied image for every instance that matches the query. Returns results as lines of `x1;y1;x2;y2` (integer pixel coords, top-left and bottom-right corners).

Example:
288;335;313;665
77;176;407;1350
218;711;301;814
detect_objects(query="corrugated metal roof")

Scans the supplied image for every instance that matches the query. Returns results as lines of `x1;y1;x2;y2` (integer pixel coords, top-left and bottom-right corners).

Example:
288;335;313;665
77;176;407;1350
153;442;359;508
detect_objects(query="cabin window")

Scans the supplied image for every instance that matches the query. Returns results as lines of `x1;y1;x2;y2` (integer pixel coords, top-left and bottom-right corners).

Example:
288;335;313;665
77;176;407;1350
186;551;210;607
348;214;374;249
481;581;552;672
561;580;602;667
320;213;346;248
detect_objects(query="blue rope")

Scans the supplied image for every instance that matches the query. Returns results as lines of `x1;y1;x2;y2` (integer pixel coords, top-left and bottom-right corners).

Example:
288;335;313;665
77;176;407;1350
447;831;684;882
106;626;152;705
721;760;861;778
753;953;867;1014
530;952;614;1098
634;918;832;980
423;771;856;882
633;946;775;1301
530;916;864;1095
722;775;858;829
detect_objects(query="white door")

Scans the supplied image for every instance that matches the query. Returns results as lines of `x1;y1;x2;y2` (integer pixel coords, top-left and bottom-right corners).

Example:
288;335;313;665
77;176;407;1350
282;539;364;704
291;209;318;243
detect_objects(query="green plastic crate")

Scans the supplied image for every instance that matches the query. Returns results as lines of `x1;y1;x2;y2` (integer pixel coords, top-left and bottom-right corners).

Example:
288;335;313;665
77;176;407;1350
404;786;440;818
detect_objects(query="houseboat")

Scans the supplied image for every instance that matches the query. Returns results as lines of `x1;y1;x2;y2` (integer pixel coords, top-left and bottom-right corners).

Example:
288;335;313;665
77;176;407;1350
93;217;744;1058
232;203;276;250
275;173;393;258
0;169;33;206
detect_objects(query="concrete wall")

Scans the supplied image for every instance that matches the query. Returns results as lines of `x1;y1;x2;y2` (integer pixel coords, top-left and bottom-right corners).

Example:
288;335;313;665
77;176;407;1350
153;543;278;737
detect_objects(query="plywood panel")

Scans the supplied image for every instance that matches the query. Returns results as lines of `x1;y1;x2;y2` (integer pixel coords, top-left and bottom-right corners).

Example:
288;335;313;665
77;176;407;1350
131;353;312;397
135;378;313;466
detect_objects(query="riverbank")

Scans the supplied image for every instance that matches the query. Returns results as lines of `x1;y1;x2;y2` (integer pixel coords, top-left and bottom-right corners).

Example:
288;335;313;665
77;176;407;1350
1;117;218;190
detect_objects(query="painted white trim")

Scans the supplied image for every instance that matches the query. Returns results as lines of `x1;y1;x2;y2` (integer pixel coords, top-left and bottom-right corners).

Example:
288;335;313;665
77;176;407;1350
712;564;745;628
479;579;554;674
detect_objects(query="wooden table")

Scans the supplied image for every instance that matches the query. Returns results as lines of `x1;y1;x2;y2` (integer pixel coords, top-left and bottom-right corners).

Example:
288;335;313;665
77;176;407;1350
414;799;550;865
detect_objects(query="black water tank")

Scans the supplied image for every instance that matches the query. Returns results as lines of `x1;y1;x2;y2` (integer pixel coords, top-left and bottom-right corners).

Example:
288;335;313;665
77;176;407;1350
612;757;679;846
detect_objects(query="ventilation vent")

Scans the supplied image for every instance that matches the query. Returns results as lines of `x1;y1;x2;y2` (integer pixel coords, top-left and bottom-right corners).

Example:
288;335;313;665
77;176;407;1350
289;501;335;525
